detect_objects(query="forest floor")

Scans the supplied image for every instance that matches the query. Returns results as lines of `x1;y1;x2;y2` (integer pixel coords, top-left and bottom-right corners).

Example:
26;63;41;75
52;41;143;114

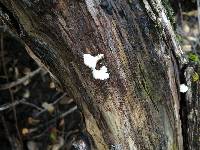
0;32;85;149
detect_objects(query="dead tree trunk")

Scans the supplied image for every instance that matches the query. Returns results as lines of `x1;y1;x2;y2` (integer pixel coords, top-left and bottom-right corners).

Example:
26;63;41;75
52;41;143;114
182;66;200;150
0;0;188;149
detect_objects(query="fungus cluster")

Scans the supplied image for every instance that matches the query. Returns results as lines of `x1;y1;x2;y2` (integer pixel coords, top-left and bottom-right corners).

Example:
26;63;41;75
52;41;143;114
83;54;109;80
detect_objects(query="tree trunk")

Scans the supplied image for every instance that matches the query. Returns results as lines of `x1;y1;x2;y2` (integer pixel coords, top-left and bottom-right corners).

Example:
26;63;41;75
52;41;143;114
0;0;188;149
182;66;200;150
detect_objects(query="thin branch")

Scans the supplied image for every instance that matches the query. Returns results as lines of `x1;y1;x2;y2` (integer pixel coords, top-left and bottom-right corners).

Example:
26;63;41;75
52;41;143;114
0;67;42;90
60;106;77;118
43;105;77;128
35;92;68;117
20;101;44;111
1;32;23;147
52;92;67;105
0;115;15;150
0;98;26;111
26;106;77;136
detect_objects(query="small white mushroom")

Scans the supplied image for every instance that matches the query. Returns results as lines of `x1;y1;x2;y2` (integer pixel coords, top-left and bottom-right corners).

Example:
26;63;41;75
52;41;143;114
180;84;188;93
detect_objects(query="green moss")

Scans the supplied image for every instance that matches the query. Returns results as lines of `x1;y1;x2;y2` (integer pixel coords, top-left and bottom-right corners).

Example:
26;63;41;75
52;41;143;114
192;72;199;82
188;52;200;63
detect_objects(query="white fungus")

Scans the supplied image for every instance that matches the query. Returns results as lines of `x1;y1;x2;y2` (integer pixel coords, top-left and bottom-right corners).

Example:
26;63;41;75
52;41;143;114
92;66;109;80
83;54;110;80
83;54;104;69
180;84;188;93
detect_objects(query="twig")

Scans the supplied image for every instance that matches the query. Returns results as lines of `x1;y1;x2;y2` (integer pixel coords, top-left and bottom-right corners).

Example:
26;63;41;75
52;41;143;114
52;92;67;105
60;105;77;118
28;106;77;135
31;124;54;139
43;105;77;127
0;115;15;150
1;32;23;148
0;98;26;111
0;67;42;90
35;92;68;117
0;99;45;112
20;101;44;111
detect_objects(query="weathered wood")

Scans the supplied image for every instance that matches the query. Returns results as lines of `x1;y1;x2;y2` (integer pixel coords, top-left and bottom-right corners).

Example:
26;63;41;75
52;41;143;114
182;66;200;150
0;0;186;149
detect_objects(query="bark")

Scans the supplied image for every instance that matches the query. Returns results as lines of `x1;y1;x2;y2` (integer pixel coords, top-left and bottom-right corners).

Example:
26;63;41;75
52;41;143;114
0;0;188;149
182;66;200;150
